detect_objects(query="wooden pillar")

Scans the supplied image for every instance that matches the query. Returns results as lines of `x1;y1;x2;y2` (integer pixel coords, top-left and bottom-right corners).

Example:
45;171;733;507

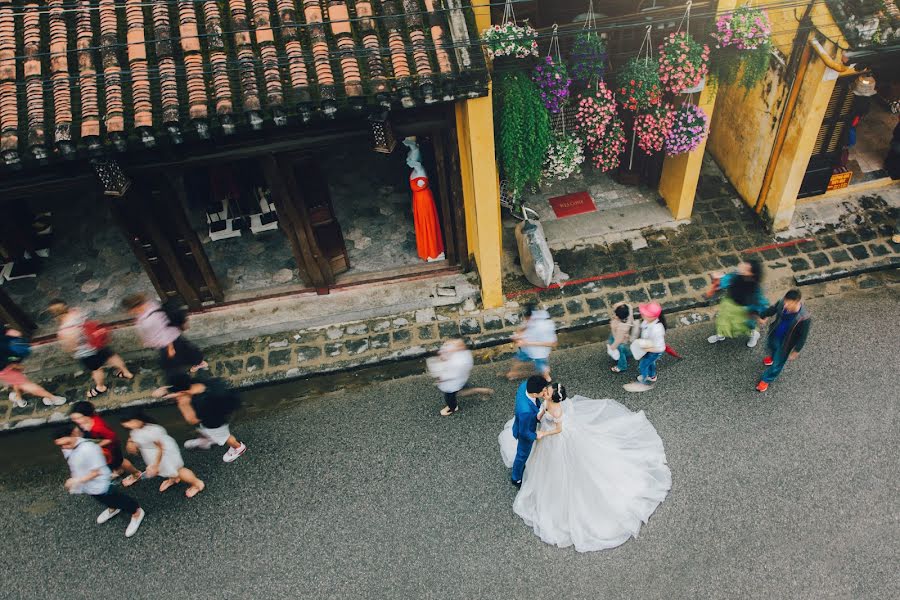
259;153;331;292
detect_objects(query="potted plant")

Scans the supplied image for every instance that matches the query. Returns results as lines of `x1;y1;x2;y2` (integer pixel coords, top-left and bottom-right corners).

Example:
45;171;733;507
532;56;572;114
615;58;662;112
709;5;773;91
574;82;617;152
589;116;627;172
482;21;539;61
569;32;607;84
658;32;710;94
543;132;585;182
635;104;675;155
664;103;709;156
495;72;551;200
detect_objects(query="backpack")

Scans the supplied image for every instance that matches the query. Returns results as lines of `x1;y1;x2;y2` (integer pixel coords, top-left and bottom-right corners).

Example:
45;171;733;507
5;335;32;362
82;320;110;350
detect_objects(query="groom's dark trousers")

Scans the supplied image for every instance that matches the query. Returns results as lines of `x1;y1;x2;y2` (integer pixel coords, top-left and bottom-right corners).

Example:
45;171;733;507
511;381;540;482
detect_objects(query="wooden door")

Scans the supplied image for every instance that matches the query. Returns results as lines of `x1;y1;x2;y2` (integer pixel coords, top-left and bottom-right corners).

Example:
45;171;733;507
798;76;856;198
109;182;221;309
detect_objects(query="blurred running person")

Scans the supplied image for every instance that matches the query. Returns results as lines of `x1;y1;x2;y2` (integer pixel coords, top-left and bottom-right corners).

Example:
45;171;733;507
69;400;143;486
167;374;247;463
121;411;205;498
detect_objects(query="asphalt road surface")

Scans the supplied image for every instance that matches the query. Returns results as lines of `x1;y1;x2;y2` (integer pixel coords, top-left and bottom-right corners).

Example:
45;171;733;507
1;287;898;600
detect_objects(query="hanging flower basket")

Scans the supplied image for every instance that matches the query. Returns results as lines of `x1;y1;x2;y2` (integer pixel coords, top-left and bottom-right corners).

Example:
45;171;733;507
615;58;662;112
709;5;773;90
664;103;709;156
532;56;572;114
569;32;607;83
543;132;585;182
482;22;539;60
573;82;617;151
635;104;675;155
495;72;551;200
590;116;627;172
658;32;710;95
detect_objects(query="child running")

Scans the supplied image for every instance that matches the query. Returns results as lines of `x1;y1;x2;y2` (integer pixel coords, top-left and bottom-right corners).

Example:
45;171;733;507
69;401;143;486
120;411;205;498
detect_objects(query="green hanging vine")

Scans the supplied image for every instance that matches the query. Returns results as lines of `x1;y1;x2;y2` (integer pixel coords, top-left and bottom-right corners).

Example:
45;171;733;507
495;72;551;201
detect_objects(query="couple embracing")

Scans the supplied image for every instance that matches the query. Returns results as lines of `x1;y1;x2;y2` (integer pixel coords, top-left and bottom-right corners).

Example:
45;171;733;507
499;376;672;552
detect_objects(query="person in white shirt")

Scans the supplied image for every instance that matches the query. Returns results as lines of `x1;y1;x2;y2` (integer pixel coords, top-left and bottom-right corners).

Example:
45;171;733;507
121;411;205;498
504;304;558;381
624;302;667;393
427;339;493;416
53;427;145;538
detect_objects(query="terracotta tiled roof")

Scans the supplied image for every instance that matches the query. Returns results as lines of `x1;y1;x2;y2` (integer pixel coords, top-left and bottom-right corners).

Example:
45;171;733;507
0;0;487;166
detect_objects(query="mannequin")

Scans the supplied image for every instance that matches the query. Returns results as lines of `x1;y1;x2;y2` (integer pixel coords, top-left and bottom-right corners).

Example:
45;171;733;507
403;137;445;262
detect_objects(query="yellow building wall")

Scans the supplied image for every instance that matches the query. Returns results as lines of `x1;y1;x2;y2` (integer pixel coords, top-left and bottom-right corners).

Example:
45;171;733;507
706;0;847;230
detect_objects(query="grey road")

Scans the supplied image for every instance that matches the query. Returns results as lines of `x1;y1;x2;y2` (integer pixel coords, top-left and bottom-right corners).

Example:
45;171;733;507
1;287;898;600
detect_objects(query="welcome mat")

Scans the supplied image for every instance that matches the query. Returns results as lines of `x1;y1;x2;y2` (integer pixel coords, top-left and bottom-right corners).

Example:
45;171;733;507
548;191;596;219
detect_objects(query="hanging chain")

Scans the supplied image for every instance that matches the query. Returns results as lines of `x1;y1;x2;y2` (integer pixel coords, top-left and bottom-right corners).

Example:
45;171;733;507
638;25;653;66
583;0;597;33
677;0;692;35
501;0;516;28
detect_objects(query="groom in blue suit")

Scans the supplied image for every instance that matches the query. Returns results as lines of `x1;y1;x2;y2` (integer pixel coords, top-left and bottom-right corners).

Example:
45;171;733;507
511;375;552;487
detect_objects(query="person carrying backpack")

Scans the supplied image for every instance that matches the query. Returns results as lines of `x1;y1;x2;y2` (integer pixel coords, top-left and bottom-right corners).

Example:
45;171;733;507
120;293;207;374
166;373;247;463
49;300;134;398
1;323;66;408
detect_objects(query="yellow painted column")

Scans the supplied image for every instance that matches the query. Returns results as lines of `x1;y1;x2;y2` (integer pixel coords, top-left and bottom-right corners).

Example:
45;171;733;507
455;1;504;309
658;85;717;220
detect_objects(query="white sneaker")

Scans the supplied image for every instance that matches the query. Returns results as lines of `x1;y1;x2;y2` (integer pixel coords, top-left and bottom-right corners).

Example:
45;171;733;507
96;508;120;524
42;396;66;407
9;391;27;409
184;437;214;450
125;509;144;538
707;334;725;344
747;330;761;348
223;443;247;463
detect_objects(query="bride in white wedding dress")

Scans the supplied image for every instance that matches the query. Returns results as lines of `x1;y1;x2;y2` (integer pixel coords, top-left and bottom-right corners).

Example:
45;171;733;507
499;383;671;552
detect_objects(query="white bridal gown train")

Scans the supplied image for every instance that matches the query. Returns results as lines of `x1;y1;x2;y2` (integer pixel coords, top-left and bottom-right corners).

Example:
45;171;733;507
499;396;671;552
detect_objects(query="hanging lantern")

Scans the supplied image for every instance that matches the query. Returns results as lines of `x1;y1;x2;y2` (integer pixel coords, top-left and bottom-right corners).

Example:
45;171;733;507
369;111;397;153
92;159;132;197
852;73;877;97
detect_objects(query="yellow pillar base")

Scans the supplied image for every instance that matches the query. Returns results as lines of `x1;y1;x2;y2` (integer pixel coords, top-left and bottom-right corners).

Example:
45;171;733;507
658;85;717;220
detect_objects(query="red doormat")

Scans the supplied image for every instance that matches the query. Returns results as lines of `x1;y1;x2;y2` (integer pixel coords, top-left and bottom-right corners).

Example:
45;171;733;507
548;191;596;219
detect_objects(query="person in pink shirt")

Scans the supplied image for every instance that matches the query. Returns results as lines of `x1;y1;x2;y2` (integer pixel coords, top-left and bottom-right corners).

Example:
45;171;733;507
120;293;207;375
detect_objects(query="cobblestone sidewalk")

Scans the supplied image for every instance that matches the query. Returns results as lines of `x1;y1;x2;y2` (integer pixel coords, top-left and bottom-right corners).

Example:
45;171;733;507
2;180;897;431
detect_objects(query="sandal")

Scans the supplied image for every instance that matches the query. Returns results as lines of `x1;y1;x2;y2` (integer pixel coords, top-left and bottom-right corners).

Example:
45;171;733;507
122;472;142;487
185;482;205;498
86;386;108;398
114;371;134;380
439;406;459;416
159;478;179;493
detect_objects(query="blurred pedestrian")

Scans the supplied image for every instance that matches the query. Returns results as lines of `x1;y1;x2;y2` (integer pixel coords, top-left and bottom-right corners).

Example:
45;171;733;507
52;426;145;538
427;338;494;416
707;260;768;348
504;304;557;381
755;289;811;392
121;293;207;375
121;411;205;498
69;400;143;486
607;302;637;373
1;324;66;408
49;299;133;398
624;303;667;393
166;374;247;463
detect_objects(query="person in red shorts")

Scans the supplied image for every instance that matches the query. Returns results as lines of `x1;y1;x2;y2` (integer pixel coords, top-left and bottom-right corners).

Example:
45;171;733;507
69;401;143;486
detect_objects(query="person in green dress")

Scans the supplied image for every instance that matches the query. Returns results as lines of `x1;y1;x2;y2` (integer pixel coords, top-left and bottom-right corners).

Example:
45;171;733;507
707;260;768;348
